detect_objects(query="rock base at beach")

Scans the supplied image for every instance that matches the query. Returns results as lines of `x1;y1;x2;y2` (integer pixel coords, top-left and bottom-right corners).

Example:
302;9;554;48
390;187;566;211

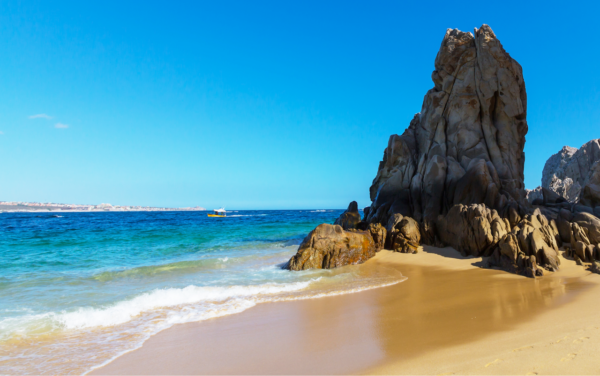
432;203;561;277
366;222;387;252
385;215;421;253
487;209;562;276
437;204;511;257
286;224;376;271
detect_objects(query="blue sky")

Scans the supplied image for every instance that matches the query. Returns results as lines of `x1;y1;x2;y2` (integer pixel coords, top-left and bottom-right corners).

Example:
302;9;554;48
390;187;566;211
0;1;598;209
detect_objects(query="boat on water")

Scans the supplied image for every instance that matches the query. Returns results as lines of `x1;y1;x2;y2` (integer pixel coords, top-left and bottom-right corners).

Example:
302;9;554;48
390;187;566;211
207;208;227;218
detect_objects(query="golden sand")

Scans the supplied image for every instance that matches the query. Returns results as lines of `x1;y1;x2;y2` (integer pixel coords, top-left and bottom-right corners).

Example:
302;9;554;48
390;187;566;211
92;247;600;375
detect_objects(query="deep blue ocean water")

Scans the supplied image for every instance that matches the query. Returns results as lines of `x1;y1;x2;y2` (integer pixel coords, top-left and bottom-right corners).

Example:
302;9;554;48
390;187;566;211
0;210;404;374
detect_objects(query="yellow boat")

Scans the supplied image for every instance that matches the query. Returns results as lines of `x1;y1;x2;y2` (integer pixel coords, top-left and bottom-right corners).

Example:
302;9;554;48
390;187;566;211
207;208;227;218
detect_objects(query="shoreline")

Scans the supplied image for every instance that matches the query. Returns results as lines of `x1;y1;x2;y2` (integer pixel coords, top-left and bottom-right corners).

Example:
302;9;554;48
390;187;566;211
90;246;600;375
0;209;208;213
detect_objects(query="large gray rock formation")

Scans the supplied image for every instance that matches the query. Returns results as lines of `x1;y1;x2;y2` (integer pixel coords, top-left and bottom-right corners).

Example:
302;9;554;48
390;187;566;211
360;24;571;277
537;140;600;203
286;24;599;276
541;146;578;199
367;24;528;243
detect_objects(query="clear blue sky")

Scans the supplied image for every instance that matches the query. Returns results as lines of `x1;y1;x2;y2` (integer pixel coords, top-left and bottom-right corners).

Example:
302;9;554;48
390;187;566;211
1;1;598;209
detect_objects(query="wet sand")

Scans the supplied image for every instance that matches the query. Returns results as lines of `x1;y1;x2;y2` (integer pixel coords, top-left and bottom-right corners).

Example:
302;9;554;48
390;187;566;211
92;246;600;375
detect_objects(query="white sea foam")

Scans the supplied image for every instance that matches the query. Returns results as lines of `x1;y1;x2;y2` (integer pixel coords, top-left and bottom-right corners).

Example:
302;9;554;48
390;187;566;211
1;274;406;376
57;281;314;330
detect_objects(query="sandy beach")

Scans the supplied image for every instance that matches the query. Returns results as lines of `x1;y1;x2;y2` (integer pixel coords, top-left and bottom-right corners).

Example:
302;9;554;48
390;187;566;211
91;246;600;375
5;4;600;376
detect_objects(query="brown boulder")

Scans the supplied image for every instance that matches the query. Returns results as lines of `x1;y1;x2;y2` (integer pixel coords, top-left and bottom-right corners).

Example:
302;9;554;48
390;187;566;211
573;241;587;262
573;212;600;244
385;213;404;233
390;217;421;253
334;201;362;230
570;222;591;249
530;255;544;277
367;223;387;252
287;224;376;271
384;213;404;248
529;229;548;256
488;210;562;274
586;245;596;263
499;233;519;262
540;245;560;271
437;204;508;257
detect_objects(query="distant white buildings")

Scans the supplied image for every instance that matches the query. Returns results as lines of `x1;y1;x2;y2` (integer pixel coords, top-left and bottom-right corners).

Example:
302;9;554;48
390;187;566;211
0;201;206;212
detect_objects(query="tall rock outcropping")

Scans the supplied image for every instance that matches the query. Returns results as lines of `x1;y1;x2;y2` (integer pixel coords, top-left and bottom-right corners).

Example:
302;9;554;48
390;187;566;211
367;24;528;243
287;24;598;276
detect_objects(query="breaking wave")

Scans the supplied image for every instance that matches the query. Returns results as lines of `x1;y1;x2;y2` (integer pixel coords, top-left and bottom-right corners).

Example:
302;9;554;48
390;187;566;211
58;281;315;329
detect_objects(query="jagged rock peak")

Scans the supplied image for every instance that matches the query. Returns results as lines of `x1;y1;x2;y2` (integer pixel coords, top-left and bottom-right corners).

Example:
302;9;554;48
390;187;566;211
367;24;528;240
540;140;600;203
541;146;578;189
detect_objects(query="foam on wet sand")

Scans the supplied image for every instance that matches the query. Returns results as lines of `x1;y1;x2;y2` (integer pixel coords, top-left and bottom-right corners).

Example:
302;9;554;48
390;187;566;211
92;246;600;375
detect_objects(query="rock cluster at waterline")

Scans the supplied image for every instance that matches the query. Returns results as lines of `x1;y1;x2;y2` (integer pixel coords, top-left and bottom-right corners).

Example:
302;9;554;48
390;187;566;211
286;24;600;276
286;223;376;271
287;202;387;271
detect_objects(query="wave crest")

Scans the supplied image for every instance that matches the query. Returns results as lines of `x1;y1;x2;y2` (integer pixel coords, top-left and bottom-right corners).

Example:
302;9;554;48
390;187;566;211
57;281;314;329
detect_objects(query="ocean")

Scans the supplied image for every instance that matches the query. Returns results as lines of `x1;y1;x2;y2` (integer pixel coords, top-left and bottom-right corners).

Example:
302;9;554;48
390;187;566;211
0;210;405;374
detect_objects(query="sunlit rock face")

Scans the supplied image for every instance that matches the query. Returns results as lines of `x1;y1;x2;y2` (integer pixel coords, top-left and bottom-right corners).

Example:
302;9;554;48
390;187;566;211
287;25;598;276
539;140;600;203
367;24;528;244
286;224;376;271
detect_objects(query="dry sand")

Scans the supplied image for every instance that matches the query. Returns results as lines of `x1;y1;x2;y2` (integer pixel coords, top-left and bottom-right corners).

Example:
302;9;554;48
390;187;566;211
91;247;600;375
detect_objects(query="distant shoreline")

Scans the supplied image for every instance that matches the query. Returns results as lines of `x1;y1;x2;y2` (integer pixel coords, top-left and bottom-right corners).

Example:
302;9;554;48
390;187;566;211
0;202;206;213
0;208;207;213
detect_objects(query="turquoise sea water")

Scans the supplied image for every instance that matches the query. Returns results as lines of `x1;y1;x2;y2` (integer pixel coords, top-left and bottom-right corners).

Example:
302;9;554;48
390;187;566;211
0;210;404;374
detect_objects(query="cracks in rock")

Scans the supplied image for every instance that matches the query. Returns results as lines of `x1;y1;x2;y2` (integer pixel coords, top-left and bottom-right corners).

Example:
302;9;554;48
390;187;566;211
473;32;493;168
